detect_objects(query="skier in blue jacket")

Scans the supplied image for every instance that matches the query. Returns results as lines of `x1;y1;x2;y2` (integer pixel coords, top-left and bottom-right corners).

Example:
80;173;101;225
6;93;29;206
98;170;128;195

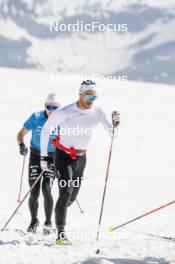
17;93;60;234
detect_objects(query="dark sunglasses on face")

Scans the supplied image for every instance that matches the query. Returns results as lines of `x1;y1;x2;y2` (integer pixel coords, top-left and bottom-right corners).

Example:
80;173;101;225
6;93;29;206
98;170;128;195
46;105;58;111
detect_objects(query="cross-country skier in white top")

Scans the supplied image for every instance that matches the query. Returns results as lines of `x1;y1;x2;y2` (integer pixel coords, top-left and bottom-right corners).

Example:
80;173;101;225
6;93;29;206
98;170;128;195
40;80;120;245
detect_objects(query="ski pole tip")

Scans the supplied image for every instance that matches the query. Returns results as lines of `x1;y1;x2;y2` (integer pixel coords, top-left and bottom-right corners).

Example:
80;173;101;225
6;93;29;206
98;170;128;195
96;249;100;254
80;210;84;214
17;199;21;203
108;226;115;232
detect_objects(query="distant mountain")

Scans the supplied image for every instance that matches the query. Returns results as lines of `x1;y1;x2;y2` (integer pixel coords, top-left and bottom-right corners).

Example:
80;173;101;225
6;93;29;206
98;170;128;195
0;0;175;84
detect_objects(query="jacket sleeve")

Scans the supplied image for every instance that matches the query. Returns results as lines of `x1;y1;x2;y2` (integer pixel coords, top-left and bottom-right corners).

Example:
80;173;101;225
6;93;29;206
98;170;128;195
40;109;66;156
98;108;113;135
23;113;35;131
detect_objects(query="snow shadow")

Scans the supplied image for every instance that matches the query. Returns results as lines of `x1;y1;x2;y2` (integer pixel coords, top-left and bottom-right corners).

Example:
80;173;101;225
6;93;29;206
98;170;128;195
0;240;20;246
77;256;170;264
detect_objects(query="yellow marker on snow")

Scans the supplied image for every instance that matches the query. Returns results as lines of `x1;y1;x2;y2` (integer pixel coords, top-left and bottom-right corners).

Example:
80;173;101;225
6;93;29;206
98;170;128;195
108;226;115;232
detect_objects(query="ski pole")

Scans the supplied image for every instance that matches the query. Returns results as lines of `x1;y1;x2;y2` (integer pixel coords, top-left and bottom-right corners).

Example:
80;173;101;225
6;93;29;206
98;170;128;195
108;199;175;233
17;155;26;203
76;199;84;214
1;170;45;231
96;125;116;254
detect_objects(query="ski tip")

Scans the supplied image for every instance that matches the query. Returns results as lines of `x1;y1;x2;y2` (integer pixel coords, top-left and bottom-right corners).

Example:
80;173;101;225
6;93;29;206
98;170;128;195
108;226;115;232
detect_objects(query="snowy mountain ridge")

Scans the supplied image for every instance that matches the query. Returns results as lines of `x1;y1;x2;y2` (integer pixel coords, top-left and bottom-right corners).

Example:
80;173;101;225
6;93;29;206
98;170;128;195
0;0;175;84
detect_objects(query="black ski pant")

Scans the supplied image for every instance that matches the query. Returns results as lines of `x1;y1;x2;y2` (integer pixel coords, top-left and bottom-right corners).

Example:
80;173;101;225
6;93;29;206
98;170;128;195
54;148;86;229
28;148;55;224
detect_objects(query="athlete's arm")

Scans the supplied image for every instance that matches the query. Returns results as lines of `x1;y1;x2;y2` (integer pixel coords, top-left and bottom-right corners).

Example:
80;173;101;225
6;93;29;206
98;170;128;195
17;127;29;156
98;108;113;132
17;127;29;144
17;112;35;144
40;109;66;157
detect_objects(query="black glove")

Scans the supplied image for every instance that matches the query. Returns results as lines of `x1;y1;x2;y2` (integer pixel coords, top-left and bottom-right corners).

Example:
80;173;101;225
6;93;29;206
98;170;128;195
19;143;28;156
112;111;120;127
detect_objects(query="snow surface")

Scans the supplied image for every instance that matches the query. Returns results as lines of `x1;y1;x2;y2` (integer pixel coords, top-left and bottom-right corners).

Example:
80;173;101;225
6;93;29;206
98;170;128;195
0;68;175;263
